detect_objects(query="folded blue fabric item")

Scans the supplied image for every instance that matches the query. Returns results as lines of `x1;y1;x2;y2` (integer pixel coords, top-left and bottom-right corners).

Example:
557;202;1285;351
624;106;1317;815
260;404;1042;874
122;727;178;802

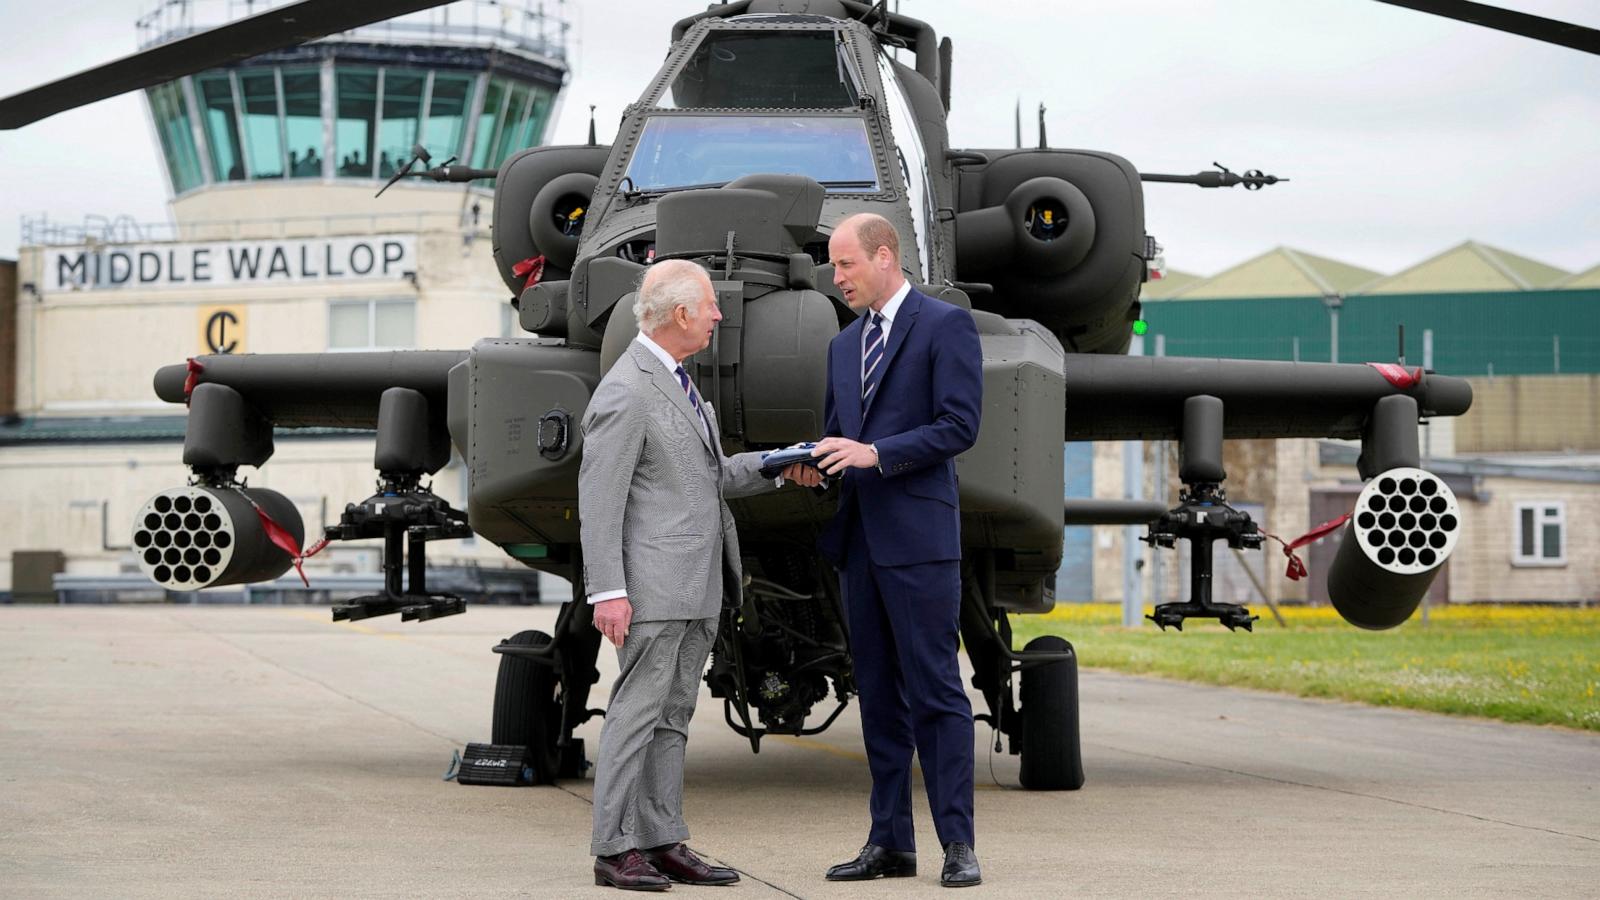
758;442;822;480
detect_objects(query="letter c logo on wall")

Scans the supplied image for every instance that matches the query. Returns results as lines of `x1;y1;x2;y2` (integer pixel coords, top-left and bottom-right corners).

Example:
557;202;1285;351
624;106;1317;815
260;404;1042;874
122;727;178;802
199;306;247;354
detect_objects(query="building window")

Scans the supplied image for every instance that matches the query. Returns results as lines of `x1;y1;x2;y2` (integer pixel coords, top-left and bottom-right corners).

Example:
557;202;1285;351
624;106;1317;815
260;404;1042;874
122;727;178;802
377;69;427;178
328;299;415;350
282;69;324;176
519;87;554;148
470;78;509;169
1514;502;1565;566
424;74;474;158
336;69;379;177
197;74;246;181
239;71;285;179
493;82;532;165
147;81;204;193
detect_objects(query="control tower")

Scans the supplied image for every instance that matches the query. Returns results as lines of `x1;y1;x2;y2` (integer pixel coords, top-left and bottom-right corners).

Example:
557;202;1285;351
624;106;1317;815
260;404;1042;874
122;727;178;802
135;0;568;227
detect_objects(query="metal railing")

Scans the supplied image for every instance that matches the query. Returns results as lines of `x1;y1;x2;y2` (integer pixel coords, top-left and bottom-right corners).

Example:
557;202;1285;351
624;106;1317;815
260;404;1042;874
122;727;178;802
136;0;570;62
20;209;482;247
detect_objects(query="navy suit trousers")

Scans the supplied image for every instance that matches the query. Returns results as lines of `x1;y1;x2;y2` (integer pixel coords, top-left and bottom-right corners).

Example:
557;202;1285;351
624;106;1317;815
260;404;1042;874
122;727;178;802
840;514;976;851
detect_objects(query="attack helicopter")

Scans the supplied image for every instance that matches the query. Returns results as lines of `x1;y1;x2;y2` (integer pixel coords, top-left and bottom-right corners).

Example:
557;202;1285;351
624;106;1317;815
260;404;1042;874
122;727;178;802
6;0;1591;790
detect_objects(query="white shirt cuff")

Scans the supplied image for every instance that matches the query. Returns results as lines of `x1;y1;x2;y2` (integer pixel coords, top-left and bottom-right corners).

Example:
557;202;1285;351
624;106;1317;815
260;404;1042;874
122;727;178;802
587;589;627;604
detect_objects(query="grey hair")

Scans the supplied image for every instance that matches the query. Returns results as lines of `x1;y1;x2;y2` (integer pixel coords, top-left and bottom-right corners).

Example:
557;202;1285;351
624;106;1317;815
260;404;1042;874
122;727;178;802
633;259;712;333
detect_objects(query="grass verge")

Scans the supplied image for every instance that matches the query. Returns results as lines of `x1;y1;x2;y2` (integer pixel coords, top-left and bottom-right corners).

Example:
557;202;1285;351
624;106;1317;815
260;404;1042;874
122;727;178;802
1007;603;1600;731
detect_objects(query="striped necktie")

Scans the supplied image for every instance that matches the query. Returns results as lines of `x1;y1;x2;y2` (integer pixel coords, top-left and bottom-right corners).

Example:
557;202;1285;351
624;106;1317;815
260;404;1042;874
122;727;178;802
675;364;712;441
861;312;885;406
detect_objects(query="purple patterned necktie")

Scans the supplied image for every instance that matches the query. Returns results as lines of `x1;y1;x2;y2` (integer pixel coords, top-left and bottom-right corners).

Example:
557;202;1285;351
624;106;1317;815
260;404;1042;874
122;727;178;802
861;312;885;406
675;364;712;441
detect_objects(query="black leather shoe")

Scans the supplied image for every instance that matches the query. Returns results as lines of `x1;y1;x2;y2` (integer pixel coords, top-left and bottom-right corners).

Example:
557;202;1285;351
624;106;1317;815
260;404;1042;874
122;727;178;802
941;842;982;888
824;843;917;881
644;843;740;886
594;849;671;891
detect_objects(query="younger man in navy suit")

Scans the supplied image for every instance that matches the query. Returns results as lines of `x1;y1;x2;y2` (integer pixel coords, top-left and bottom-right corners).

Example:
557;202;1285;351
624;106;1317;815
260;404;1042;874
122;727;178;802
809;212;985;888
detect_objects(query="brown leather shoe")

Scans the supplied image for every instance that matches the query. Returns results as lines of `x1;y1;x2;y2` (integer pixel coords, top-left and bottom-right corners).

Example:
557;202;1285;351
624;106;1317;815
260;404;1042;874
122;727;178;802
594;849;672;891
643;843;740;886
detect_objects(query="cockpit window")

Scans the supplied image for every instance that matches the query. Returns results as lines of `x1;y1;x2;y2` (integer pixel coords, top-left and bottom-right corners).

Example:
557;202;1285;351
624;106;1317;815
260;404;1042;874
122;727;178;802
663;31;859;109
623;115;879;193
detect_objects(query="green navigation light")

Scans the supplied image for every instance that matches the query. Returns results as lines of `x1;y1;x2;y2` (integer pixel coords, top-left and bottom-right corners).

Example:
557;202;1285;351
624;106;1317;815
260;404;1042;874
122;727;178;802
1132;320;1148;336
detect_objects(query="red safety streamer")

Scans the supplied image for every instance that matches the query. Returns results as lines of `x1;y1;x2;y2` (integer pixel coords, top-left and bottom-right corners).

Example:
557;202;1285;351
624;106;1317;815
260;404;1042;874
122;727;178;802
234;487;330;588
254;507;310;587
512;254;546;289
183;358;205;406
1367;362;1423;389
1261;512;1352;581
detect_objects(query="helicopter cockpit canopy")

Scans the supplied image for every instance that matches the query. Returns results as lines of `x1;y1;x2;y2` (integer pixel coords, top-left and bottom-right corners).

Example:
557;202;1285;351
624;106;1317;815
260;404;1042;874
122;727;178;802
661;25;862;109
622;115;879;193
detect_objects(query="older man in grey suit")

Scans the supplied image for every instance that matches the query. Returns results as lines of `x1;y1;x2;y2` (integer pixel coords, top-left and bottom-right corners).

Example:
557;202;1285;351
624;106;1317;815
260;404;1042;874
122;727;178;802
581;259;806;891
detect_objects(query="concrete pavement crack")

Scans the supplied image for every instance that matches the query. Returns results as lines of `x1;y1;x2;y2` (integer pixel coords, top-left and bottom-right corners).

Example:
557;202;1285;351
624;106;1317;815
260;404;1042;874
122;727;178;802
1104;743;1600;844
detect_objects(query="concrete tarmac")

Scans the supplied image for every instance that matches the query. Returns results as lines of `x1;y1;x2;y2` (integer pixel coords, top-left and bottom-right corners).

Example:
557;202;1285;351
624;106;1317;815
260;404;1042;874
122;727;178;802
1;605;1596;898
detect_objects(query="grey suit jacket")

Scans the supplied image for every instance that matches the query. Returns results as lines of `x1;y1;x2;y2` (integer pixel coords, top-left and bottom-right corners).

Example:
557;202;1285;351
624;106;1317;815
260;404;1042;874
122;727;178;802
579;340;775;622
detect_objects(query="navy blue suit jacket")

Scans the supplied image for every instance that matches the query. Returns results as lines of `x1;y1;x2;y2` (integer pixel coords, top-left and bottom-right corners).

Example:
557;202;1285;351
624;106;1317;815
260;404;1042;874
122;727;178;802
818;288;984;568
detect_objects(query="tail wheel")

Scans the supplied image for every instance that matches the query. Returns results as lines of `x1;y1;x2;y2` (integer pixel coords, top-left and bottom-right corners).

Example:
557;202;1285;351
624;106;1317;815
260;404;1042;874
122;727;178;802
492;630;562;783
1018;635;1085;791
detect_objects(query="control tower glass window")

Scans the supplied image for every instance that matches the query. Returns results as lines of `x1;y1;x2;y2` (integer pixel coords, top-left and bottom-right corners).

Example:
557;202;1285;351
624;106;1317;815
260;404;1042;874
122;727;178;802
624;115;879;192
282;70;323;177
493;83;532;167
197;74;246;182
147;81;203;193
664;32;858;109
518;88;554;150
424;74;473;159
336;70;379;177
471;79;509;170
239;72;284;179
378;71;427;178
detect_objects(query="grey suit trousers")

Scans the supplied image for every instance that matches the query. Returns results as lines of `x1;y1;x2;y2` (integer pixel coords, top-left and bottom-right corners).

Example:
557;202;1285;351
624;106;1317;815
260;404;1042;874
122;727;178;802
590;616;718;857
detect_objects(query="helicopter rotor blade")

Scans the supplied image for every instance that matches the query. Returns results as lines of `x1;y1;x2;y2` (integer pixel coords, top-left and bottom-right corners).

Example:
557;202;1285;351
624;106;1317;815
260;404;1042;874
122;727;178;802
0;0;453;130
1373;0;1600;55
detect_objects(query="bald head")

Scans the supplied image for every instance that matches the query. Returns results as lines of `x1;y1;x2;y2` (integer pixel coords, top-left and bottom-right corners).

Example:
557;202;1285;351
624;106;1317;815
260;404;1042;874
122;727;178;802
828;213;906;312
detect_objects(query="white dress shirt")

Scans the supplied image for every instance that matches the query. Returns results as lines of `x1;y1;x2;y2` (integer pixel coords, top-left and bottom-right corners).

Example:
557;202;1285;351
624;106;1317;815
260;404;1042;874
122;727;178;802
863;279;911;385
634;330;681;377
858;279;909;474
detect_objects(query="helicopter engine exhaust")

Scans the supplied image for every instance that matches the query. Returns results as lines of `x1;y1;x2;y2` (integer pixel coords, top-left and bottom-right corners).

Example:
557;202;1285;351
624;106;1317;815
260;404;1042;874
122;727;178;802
132;486;304;591
1326;467;1462;630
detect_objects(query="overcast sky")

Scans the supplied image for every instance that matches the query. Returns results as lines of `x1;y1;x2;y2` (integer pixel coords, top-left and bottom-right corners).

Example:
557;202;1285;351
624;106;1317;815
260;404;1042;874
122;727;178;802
1;0;1596;276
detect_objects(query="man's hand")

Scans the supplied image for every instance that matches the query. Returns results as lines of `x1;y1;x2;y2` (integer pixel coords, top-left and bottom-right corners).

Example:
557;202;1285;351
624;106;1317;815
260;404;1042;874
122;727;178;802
782;462;825;487
593;597;633;648
813;437;878;476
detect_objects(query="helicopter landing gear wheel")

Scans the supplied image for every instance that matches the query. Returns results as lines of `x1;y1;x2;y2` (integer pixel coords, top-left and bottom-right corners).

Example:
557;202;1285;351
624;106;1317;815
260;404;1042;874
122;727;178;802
492;629;564;783
1017;635;1085;791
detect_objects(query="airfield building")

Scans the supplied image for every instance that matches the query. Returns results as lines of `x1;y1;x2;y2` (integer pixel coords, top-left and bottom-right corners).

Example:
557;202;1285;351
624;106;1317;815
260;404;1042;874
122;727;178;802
0;0;571;601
